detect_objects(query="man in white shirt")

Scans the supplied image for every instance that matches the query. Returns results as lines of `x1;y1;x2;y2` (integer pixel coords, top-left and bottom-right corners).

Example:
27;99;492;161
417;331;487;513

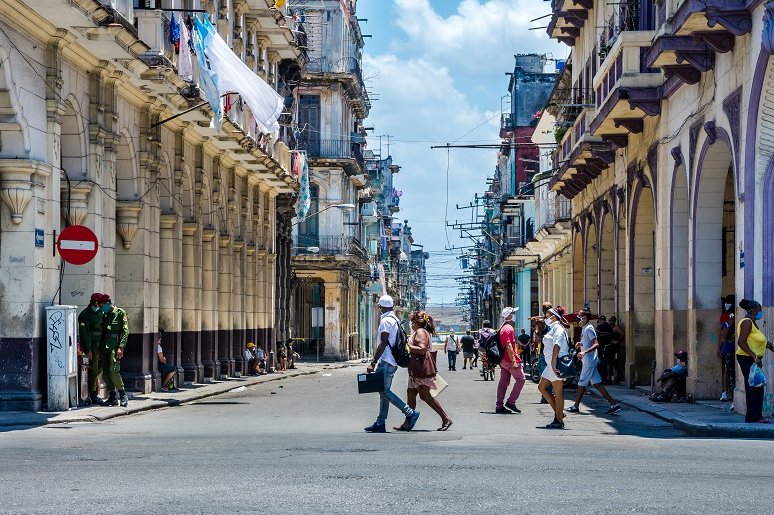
445;333;460;371
364;294;420;433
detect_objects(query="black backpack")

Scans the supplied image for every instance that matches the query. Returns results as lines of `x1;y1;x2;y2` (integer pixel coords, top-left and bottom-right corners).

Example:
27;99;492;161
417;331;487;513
483;329;503;365
390;315;411;368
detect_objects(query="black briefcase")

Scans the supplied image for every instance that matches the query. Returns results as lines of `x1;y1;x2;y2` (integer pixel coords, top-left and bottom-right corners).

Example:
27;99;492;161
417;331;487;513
357;370;384;394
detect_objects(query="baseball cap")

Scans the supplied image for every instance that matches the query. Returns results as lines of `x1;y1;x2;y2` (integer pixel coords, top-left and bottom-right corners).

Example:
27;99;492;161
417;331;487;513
378;295;394;308
675;350;688;360
98;293;111;303
247;342;256;348
501;306;518;319
90;292;103;303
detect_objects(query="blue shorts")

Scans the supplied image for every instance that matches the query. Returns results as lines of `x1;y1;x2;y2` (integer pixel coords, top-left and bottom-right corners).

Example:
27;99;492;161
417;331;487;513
159;363;176;375
578;358;602;387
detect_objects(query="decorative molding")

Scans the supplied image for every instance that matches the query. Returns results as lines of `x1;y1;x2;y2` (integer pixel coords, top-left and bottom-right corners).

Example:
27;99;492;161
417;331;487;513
614;118;644;134
0;160;50;224
115;201;143;249
764;1;774;54
664;65;701;85
704;120;718;145
671;146;684;167
675;50;715;72
723;87;743;169
159;213;178;230
705;8;752;37
182;222;199;237
60;183;93;226
689;117;705;171
692;31;735;53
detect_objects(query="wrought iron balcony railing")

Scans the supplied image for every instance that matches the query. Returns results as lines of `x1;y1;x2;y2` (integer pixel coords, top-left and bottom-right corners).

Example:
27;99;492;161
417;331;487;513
293;235;367;261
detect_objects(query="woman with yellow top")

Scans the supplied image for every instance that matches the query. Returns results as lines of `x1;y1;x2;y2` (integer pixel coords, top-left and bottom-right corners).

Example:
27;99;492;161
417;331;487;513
736;299;774;423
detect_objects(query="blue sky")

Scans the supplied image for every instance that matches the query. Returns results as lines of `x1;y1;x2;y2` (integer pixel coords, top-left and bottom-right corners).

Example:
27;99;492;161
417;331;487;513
356;0;566;305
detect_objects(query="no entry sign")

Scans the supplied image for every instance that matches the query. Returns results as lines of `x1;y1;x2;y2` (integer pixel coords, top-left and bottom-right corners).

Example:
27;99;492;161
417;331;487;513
57;225;99;265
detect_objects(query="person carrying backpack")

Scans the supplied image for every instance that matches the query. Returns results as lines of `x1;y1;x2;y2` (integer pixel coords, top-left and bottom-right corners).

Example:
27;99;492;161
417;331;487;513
495;307;525;414
364;295;421;433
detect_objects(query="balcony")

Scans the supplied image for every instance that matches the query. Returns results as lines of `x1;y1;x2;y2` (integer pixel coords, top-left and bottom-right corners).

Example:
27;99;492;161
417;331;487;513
292;235;367;262
588;30;662;149
546;0;592;46
303;56;371;118
646;1;749;96
296;138;365;175
500;113;514;138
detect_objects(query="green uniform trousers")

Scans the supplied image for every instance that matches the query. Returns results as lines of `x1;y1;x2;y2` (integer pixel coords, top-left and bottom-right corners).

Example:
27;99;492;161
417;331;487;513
100;348;125;391
87;332;103;394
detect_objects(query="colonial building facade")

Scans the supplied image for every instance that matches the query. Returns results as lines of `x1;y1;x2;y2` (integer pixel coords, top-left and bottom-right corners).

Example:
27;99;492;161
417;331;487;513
536;0;774;412
0;0;302;410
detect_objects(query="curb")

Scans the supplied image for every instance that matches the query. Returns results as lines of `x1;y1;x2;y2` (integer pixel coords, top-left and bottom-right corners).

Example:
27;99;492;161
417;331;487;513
1;364;350;428
610;394;774;439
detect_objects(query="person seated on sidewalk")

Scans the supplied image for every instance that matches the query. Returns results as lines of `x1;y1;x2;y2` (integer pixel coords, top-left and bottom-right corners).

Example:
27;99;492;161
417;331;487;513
157;331;177;391
286;340;300;369
245;342;260;376
255;343;267;375
650;350;688;402
276;340;287;371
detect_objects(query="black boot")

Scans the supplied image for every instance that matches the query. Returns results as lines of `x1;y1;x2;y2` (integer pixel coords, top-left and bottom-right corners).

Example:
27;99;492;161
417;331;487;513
106;391;118;406
90;392;106;406
118;390;129;407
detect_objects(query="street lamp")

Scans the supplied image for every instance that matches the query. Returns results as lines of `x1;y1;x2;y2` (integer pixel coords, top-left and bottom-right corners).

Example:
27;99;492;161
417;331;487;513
291;203;356;227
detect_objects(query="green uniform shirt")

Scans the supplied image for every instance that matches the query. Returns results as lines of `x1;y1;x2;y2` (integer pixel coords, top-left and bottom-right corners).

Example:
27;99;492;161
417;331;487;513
78;306;104;354
102;306;129;350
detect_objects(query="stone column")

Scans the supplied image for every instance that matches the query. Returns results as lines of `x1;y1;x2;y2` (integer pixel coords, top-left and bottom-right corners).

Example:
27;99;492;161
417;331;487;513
245;244;256;346
181;222;203;383
232;241;245;375
201;228;218;380
158;213;181;389
217;234;233;377
257;37;270;81
324;280;344;360
0;160;53;410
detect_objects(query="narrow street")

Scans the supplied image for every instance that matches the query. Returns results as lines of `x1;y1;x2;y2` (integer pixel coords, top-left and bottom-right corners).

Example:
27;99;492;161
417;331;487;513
2;366;772;514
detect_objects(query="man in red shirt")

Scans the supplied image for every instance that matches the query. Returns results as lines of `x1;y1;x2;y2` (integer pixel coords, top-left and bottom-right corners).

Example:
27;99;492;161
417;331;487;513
496;307;526;414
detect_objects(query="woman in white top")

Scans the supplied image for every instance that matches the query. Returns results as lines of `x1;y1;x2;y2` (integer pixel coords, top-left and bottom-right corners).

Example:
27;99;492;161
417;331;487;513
537;306;570;429
567;309;621;415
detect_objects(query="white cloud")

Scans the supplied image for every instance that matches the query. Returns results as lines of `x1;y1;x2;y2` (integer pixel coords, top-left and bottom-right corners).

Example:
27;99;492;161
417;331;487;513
362;0;563;303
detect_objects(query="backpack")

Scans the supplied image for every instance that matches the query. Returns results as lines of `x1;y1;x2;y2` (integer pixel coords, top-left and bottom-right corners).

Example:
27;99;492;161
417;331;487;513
389;315;411;368
483;329;503;365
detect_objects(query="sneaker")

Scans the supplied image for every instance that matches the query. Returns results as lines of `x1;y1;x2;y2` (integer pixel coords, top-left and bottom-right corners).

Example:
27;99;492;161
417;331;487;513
567;405;580;413
545;420;564;429
605;404;622;415
160;386;169;392
406;411;421;430
119;394;129;407
364;423;386;433
89;394;106;406
105;395;118;406
504;402;521;413
539;397;549;404
462;366;466;369
495;407;512;414
719;392;729;401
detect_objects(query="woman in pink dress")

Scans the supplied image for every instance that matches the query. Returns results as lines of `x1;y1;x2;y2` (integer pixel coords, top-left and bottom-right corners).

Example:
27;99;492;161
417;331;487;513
395;311;453;431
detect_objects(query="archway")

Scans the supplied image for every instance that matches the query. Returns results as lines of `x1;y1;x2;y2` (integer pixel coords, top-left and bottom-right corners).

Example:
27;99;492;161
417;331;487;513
669;163;689;366
764;160;774;306
628;183;656;386
691;139;735;399
598;211;615;317
584;221;598;313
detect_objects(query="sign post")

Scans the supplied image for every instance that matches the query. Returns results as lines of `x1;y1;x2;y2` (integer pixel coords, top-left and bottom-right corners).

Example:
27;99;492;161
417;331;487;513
56;225;99;265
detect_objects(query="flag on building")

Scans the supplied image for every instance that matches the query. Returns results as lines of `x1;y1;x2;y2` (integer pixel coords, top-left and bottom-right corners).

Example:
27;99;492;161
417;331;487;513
177;14;193;80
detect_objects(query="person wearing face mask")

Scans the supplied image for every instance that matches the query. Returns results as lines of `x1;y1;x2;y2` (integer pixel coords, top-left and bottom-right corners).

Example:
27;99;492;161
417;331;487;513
530;302;553;403
537;306;570;429
736;299;774;423
98;294;130;407
78;293;106;405
717;294;736;402
567;309;622;415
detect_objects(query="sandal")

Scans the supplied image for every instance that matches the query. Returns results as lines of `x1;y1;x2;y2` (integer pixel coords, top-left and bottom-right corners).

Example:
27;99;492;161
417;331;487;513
437;419;453;431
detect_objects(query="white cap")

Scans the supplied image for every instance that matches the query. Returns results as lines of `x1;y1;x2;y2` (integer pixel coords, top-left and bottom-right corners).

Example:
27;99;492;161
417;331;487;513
500;306;518;319
378;294;394;308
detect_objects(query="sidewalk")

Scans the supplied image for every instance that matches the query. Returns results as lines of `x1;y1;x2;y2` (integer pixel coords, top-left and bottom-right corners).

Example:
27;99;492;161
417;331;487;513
0;362;353;430
600;384;774;438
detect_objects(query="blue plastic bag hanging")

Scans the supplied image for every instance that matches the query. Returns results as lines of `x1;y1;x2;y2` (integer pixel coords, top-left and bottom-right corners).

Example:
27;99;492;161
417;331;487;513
749;363;767;388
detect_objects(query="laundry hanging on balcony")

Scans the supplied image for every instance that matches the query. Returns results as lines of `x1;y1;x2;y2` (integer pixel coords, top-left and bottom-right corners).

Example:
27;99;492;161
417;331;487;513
293;151;311;219
191;17;221;131
177;14;193;80
193;16;284;134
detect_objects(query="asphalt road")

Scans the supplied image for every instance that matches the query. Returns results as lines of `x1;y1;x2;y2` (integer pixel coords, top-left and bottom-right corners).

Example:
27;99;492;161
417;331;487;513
2;364;773;514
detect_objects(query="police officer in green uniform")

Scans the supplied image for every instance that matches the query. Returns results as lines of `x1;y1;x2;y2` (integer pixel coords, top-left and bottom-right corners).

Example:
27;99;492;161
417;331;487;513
99;293;130;407
78;292;106;405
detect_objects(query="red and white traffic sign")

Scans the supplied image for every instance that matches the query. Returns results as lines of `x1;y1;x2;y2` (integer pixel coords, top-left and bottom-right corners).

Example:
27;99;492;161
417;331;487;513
57;225;99;265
